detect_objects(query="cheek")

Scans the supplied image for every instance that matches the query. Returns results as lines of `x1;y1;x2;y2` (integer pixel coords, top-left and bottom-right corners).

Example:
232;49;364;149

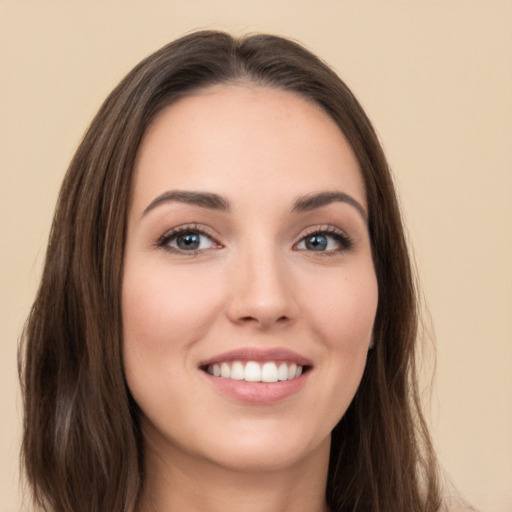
121;260;228;436
302;266;378;352
121;261;224;365
298;264;378;423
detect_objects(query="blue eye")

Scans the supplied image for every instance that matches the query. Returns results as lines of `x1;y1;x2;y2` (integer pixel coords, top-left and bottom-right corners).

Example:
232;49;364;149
159;228;218;253
296;231;352;252
304;234;329;251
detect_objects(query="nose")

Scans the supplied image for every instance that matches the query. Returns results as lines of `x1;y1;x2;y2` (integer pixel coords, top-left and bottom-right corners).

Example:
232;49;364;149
225;246;298;330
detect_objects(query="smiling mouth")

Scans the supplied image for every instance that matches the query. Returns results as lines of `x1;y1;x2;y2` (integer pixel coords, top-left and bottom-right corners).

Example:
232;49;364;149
202;361;310;383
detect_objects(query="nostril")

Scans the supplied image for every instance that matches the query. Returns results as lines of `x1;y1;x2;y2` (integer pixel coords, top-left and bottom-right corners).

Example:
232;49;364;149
240;316;257;323
237;314;291;327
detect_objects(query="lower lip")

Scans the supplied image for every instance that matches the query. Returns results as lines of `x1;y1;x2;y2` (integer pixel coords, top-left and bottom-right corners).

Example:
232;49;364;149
202;371;310;404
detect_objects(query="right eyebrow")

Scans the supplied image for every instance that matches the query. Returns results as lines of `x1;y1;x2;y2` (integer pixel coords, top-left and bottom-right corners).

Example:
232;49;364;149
142;190;231;218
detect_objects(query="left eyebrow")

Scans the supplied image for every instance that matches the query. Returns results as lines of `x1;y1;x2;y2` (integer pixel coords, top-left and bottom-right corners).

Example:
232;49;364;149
292;191;367;222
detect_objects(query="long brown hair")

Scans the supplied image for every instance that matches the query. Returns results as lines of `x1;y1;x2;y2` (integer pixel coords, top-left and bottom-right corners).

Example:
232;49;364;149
20;30;441;512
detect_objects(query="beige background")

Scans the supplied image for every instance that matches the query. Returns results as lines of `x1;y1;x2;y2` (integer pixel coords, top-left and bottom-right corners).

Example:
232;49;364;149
1;1;511;511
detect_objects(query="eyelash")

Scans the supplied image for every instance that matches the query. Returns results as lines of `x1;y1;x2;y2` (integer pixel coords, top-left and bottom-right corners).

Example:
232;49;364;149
156;225;353;256
295;227;354;256
156;224;220;255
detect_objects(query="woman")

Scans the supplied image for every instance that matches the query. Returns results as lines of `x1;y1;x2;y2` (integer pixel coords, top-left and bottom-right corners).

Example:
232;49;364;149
20;30;444;512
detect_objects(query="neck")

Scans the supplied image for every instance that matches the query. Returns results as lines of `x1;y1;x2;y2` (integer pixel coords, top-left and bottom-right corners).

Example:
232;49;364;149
138;435;331;512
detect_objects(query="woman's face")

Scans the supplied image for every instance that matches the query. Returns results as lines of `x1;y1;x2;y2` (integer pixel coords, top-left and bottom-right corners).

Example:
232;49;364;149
122;85;378;473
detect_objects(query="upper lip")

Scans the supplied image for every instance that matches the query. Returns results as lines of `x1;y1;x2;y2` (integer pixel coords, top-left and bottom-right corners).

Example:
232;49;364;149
199;347;313;368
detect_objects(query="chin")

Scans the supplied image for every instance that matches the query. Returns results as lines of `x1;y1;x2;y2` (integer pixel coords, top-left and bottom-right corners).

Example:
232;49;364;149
193;419;332;474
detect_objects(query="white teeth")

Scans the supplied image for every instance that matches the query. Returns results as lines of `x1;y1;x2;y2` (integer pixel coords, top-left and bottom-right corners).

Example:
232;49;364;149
278;362;289;381
205;361;305;382
231;361;245;380
220;362;230;378
244;361;261;382
261;362;278;383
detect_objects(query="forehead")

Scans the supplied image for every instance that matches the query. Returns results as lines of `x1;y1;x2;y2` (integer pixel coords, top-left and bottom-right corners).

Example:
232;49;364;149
132;84;366;212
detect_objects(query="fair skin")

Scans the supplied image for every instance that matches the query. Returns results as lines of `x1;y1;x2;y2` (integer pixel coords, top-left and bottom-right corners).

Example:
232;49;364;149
122;84;378;512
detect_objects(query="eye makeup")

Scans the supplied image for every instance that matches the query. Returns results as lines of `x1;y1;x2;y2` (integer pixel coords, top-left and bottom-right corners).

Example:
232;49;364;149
294;226;353;255
155;224;222;255
155;222;354;258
